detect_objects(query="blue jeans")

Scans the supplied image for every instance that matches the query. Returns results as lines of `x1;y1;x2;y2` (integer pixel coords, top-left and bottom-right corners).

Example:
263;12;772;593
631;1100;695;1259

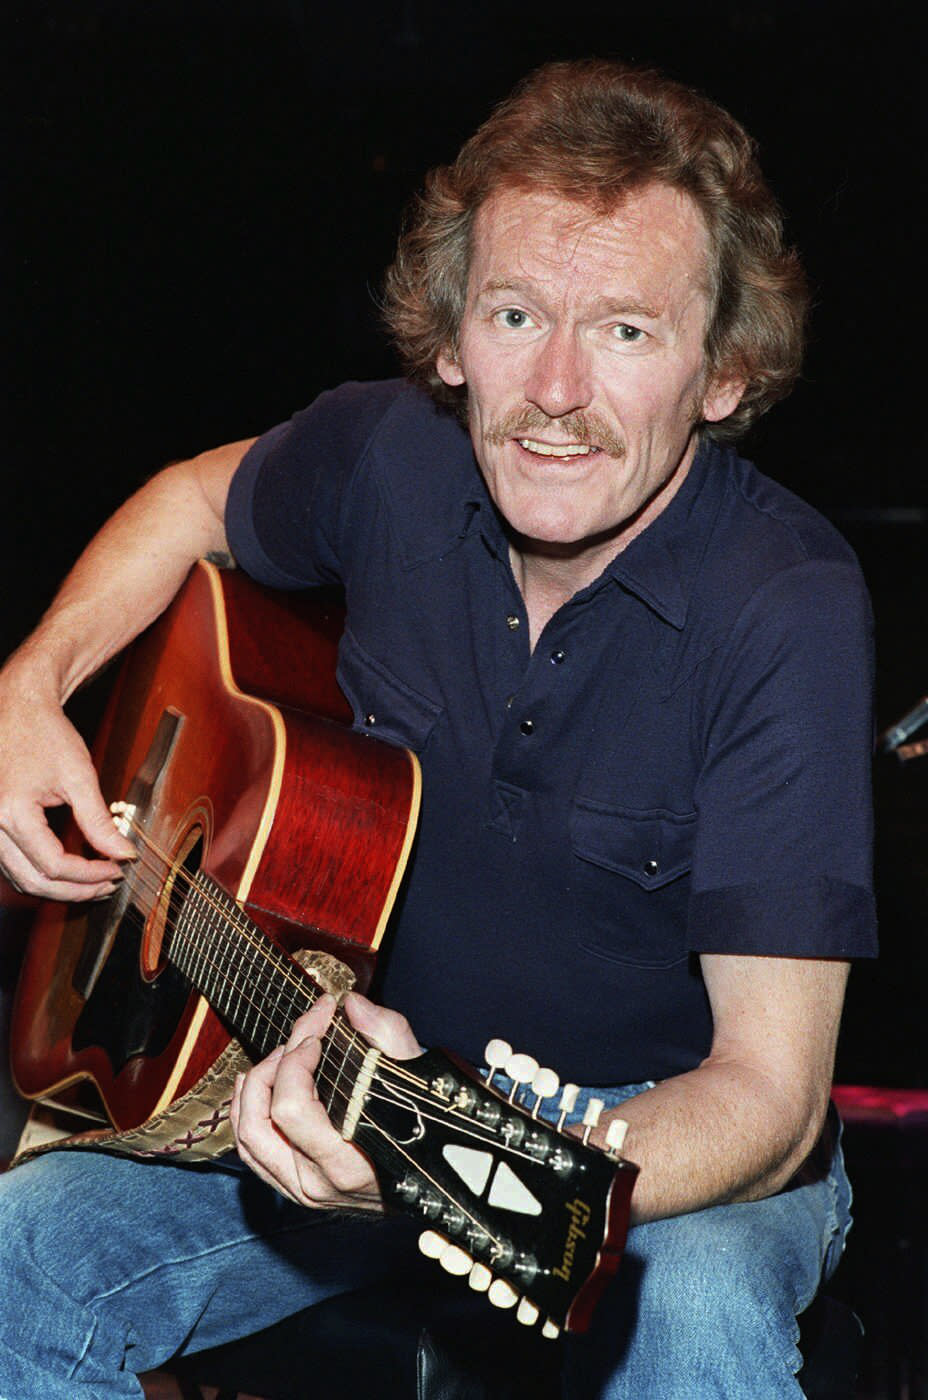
0;1085;851;1399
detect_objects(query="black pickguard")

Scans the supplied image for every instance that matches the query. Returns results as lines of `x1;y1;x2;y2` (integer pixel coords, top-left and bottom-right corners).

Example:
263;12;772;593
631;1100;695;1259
71;904;192;1074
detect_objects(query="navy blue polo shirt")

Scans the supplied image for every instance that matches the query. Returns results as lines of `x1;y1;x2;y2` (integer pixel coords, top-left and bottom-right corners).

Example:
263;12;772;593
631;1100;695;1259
226;379;877;1086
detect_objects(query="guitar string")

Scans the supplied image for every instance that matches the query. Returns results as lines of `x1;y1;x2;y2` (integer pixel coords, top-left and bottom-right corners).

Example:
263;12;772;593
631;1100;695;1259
113;880;561;1179
115;823;528;1130
116;822;398;1081
111;870;560;1219
118;835;560;1297
114;825;558;1159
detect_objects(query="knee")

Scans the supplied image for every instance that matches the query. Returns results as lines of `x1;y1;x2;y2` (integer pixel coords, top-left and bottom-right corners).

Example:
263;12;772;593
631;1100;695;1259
566;1205;808;1395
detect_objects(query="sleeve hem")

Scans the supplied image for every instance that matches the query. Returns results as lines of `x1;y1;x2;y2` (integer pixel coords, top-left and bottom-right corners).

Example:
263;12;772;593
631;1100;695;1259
688;877;878;959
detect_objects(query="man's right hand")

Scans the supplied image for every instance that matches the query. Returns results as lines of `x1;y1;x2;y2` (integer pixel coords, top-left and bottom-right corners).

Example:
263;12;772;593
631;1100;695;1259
0;671;135;902
0;441;253;906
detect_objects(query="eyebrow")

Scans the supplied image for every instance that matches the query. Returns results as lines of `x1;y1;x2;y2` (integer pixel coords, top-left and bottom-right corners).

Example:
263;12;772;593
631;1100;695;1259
474;278;662;320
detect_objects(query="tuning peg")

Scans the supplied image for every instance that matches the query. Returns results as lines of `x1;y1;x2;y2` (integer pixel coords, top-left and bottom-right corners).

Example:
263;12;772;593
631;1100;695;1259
440;1243;474;1276
542;1319;561;1340
556;1083;579;1131
484;1039;512;1088
487;1278;519;1310
605;1117;629;1158
468;1262;492;1293
517;1297;540;1327
582;1097;605;1144
530;1066;560;1117
418;1229;447;1260
504;1052;539;1101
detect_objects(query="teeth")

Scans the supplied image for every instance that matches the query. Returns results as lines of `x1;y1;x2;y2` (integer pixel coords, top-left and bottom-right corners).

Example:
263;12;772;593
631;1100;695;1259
518;440;592;457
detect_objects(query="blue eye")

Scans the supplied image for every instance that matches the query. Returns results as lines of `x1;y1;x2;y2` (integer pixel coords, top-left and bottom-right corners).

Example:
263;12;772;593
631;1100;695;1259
613;323;644;343
498;308;531;329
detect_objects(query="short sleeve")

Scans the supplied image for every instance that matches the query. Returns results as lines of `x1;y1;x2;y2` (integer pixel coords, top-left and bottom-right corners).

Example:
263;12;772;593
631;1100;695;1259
687;558;877;958
225;380;407;589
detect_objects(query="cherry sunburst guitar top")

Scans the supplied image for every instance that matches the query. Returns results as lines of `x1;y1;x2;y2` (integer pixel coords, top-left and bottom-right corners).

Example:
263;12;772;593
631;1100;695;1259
10;560;638;1337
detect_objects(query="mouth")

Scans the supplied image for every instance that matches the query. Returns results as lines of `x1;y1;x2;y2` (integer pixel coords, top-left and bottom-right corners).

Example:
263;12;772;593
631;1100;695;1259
516;439;600;460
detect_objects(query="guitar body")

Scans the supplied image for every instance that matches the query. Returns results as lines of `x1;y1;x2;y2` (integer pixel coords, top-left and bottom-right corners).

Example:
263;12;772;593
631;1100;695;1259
11;561;420;1130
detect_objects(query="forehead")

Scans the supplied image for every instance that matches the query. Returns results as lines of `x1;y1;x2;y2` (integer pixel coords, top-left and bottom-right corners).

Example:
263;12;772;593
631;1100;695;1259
467;183;712;312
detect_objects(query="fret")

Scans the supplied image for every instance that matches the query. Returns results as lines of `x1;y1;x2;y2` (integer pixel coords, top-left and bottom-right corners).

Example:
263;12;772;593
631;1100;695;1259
317;1015;351;1129
166;871;324;1060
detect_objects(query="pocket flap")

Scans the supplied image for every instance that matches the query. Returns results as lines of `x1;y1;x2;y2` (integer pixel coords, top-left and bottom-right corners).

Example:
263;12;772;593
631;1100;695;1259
337;628;443;752
572;799;696;889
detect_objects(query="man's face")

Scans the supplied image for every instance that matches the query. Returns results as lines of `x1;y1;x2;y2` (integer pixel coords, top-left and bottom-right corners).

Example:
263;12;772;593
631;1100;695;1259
437;184;743;564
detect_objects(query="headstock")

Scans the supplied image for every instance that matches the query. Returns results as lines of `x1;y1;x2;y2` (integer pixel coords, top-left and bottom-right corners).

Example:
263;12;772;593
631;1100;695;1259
343;1038;638;1337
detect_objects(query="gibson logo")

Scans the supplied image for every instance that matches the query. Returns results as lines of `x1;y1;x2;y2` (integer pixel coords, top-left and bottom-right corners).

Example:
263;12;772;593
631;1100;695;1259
552;1197;592;1281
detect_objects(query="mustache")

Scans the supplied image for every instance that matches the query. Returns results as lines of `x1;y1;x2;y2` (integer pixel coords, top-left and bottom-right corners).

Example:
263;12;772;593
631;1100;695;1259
483;407;625;458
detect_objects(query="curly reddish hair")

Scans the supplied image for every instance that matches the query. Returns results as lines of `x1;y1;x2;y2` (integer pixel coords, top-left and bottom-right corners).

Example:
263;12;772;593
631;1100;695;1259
383;59;808;441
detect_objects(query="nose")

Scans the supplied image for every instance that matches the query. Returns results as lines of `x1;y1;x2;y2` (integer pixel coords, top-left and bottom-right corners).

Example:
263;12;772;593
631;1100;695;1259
523;326;593;419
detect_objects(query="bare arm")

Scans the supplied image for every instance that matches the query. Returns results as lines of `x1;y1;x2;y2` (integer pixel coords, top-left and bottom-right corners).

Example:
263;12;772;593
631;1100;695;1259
585;953;849;1224
0;437;254;900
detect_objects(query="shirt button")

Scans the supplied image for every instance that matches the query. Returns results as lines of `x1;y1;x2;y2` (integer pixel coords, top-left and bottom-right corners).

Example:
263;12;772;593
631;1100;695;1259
364;713;376;727
643;859;659;877
506;614;520;630
550;649;566;665
519;719;535;736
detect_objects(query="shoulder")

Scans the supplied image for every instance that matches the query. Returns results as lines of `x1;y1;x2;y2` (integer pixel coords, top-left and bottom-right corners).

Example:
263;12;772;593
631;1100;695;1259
695;443;870;629
284;378;470;467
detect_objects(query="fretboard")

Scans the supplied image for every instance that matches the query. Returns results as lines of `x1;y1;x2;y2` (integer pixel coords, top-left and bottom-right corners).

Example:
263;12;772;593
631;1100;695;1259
166;873;359;1129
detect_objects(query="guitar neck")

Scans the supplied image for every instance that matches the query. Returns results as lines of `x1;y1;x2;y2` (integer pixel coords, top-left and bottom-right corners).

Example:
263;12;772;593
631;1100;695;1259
163;871;637;1338
167;869;358;1124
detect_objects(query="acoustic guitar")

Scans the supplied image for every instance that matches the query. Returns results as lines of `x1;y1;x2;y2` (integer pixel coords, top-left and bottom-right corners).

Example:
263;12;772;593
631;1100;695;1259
10;560;637;1337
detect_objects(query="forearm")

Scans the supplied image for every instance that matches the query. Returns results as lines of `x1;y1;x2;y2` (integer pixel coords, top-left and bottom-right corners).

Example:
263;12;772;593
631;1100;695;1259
584;954;848;1225
588;1057;828;1225
4;439;252;703
0;437;253;897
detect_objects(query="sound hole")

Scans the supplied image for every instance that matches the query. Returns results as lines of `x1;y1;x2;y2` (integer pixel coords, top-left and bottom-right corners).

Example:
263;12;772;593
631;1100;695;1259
141;826;205;981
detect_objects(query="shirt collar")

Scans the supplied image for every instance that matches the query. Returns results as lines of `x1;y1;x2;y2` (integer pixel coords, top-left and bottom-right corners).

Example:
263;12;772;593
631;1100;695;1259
383;391;728;626
603;439;727;630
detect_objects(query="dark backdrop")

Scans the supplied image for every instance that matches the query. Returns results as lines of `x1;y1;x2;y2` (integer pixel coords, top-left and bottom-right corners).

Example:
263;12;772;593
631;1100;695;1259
3;0;927;1085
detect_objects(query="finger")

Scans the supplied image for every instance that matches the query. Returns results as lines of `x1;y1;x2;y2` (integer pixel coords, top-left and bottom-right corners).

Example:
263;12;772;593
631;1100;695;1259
343;992;420;1060
283;994;337;1053
270;1036;379;1197
234;1049;307;1200
0;826;123;902
237;1045;360;1205
69;781;138;863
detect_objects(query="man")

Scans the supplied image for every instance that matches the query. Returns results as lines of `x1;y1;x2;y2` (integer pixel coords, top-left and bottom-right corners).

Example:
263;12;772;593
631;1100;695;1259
0;59;875;1397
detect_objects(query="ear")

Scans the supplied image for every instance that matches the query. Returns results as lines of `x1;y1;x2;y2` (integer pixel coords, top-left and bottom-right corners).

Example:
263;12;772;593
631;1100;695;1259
702;374;746;425
436;347;466;388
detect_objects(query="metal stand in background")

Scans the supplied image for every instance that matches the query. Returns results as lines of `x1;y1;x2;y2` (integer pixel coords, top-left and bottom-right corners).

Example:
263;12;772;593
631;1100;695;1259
880;696;928;763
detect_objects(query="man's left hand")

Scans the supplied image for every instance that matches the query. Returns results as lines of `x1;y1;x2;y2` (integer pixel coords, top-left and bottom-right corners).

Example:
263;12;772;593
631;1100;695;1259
231;990;420;1209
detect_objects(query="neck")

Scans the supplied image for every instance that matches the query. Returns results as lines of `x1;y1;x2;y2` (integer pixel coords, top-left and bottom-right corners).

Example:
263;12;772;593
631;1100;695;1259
509;438;697;648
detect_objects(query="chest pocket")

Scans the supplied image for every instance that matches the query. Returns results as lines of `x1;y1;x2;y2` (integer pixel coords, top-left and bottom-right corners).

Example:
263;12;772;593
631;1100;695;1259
336;628;444;754
570;799;697;968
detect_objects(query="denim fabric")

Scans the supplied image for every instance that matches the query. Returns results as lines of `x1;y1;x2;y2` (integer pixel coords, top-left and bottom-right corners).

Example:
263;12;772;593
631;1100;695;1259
0;1086;851;1399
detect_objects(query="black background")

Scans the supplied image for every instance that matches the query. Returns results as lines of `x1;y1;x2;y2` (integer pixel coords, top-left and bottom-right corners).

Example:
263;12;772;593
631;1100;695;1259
3;1;927;1085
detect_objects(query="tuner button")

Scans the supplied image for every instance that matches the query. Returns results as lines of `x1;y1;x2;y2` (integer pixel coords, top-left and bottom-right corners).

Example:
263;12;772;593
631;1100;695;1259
582;1097;605;1144
517;1298;540;1327
583;1097;605;1128
559;1083;580;1114
605;1117;629;1156
468;1262;492;1292
531;1067;560;1100
542;1319;561;1341
487;1278;519;1310
484;1039;512;1070
418;1230;447;1260
440;1244;474;1276
505;1052;539;1085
